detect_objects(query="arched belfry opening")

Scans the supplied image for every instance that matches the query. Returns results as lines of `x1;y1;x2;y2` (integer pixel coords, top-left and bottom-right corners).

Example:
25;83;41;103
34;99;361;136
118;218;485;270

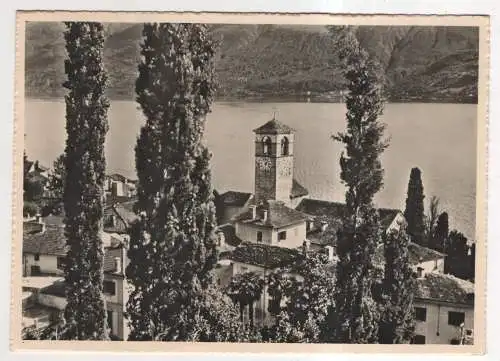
281;136;289;156
262;136;272;156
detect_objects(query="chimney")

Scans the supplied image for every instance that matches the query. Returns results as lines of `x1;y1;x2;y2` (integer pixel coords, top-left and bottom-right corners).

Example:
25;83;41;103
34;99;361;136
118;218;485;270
250;205;257;220
325;245;334;261
302;239;310;257
36;213;42;223
217;232;225;247
262;210;268;223
122;235;130;249
320;221;328;232
114;257;122;273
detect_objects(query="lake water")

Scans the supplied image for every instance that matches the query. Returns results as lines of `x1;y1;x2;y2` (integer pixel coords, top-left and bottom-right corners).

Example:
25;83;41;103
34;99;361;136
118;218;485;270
25;99;477;240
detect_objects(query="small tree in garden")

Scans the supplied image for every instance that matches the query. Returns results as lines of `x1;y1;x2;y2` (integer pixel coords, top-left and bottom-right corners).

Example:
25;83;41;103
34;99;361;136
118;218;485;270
225;271;265;328
404;167;426;245
62;21;109;340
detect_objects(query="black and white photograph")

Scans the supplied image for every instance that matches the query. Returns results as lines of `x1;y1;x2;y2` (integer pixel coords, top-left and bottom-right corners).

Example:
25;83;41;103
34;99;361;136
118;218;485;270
13;12;488;351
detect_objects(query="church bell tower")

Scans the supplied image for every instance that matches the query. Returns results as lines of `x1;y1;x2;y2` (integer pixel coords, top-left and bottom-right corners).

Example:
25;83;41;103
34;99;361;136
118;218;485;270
253;116;295;205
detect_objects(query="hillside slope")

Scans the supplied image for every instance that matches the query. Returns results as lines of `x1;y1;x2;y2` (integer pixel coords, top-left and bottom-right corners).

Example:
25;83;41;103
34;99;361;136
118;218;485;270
24;23;479;103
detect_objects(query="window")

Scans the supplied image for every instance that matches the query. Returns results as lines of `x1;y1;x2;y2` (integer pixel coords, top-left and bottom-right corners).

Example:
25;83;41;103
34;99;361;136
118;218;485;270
415;307;427;322
412;335;426;344
57;256;66;270
280;137;289;156
448;311;465;327
31;265;41;276
262;136;272;155
34;254;40;261
107;310;113;331
416;267;424;278
278;231;287;241
103;280;116;295
257;231;263;243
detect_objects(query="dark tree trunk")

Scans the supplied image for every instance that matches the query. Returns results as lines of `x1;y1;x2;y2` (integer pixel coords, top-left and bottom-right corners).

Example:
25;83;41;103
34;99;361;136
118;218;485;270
249;302;255;328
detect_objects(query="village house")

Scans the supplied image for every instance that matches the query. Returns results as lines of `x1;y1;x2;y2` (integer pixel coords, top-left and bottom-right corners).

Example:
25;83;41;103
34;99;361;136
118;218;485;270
22;214;131;340
413;273;474;345
105;173;137;199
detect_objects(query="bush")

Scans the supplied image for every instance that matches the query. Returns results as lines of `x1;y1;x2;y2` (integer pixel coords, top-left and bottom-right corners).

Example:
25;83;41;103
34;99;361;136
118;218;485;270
23;202;40;218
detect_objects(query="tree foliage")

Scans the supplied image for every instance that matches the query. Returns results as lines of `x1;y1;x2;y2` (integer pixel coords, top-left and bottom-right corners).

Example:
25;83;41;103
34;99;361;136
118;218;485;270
23;154;45;204
329;27;388;343
445;230;474;281
61;22;109;340
404;167;426;245
425;195;440;246
432;211;449;252
265;252;335;343
48;153;66;200
126;23;245;341
378;225;416;344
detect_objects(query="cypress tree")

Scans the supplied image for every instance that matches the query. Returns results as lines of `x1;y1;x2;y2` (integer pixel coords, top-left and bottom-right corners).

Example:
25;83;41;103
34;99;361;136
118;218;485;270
403;167;426;245
126;23;242;341
444;230;468;279
330;27;388;343
378;226;416;344
432;212;449;252
62;22;109;340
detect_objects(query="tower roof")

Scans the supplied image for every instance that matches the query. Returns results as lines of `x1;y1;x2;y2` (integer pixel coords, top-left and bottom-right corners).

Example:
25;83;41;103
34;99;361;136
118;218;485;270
253;118;295;135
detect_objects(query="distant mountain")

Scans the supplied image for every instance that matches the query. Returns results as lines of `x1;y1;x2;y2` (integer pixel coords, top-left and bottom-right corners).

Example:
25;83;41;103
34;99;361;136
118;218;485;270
25;23;479;103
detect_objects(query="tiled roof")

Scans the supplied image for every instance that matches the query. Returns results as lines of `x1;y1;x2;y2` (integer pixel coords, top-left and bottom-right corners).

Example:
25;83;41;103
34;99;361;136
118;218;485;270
253;119;295;134
296;198;346;220
40;280;66;297
379;208;402;229
37;164;49;172
234;200;307;228
23;224;66;256
297;198;402;232
43;215;64;227
105;194;134;206
290;179;309;199
107;173;128;182
215;224;243;248
373;242;445;268
373;242;445;267
24;221;44;235
27;172;48;183
103;201;138;234
218;191;253;207
408;242;446;264
229;242;302;268
416;272;474;306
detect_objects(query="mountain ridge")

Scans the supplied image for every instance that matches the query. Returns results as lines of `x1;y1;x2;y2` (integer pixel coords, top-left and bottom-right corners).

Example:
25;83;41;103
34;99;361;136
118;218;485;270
25;23;479;103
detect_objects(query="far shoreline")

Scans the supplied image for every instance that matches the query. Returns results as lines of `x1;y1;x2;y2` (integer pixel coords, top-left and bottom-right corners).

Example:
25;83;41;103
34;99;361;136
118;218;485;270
24;95;479;106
